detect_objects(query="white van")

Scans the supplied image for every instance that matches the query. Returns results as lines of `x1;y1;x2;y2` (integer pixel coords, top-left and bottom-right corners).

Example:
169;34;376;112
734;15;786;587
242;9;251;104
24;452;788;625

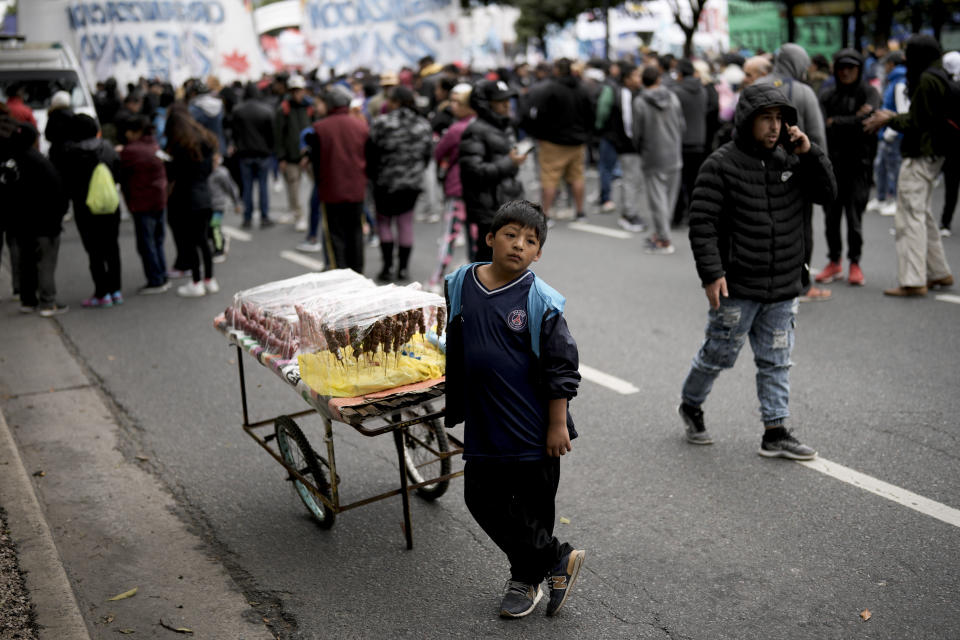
0;35;97;151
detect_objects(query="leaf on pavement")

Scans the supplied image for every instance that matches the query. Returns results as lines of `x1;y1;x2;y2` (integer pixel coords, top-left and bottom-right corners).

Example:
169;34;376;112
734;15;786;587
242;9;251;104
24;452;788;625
135;455;150;462
118;629;135;635
559;516;571;524
860;608;872;621
107;587;138;601
100;613;115;624
32;470;46;477
159;619;193;634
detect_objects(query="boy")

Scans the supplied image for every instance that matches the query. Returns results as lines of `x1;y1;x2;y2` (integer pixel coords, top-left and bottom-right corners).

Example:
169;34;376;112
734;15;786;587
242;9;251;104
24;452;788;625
443;200;584;618
208;152;241;263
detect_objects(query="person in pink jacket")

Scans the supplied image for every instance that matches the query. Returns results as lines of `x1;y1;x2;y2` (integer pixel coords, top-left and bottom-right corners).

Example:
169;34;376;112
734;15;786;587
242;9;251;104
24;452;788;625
428;84;475;291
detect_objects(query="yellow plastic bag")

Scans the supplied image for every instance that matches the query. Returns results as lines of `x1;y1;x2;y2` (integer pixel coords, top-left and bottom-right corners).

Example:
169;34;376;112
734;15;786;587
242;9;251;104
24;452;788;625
298;334;444;398
85;162;119;214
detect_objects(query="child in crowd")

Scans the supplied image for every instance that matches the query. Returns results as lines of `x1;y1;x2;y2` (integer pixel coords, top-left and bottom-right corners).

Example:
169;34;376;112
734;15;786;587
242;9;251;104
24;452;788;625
443;200;585;619
119;115;170;293
208;152;241;263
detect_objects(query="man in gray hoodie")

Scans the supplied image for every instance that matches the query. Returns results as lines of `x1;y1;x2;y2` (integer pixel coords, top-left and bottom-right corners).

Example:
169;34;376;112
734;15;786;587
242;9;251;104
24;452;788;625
755;43;830;300
633;65;685;254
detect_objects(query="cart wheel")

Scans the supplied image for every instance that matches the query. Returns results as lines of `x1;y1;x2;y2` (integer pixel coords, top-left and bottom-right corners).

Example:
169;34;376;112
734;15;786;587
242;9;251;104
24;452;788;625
400;412;450;501
275;416;336;529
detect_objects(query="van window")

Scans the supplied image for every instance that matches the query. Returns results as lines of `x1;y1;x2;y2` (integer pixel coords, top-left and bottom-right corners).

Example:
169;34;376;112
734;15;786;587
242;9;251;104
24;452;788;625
0;70;90;109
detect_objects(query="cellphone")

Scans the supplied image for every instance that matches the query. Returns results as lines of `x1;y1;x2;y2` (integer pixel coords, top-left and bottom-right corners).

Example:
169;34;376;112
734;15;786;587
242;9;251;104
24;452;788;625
514;139;535;156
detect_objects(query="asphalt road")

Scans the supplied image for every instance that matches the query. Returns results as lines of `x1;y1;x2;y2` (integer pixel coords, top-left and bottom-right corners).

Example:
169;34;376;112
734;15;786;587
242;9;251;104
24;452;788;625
19;175;960;639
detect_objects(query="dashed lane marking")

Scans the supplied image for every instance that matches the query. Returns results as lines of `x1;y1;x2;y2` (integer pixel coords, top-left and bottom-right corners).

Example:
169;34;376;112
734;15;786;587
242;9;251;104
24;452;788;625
567;222;633;240
935;294;960;304
798;457;960;529
578;364;639;395
280;250;326;272
221;226;252;242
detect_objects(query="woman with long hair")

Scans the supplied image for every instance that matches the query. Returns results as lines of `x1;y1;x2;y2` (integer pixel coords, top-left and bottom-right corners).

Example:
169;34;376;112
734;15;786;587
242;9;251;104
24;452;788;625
165;103;219;297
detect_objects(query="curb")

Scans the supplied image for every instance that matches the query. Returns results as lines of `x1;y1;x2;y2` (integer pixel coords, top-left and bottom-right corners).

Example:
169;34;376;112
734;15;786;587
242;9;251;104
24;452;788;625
0;408;91;640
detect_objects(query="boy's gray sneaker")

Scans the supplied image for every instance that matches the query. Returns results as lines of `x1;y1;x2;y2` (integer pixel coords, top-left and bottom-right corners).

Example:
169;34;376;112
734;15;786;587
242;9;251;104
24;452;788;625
678;403;713;445
546;549;585;616
759;430;817;460
499;580;542;618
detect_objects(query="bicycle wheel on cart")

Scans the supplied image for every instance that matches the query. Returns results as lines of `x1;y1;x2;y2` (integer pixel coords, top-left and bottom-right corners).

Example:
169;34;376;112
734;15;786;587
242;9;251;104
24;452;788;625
275;416;336;529
400;408;450;501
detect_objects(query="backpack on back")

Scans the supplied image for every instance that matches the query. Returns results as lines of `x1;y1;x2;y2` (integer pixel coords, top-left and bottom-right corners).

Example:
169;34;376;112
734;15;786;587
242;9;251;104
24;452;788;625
85;162;119;214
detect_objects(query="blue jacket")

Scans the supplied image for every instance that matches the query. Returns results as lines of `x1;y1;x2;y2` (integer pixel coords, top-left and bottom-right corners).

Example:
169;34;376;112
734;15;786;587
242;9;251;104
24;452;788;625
443;264;580;440
880;65;907;141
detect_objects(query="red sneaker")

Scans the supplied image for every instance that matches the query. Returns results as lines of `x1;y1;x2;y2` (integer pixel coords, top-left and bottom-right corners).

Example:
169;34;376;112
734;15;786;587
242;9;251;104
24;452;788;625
848;263;865;286
815;261;843;283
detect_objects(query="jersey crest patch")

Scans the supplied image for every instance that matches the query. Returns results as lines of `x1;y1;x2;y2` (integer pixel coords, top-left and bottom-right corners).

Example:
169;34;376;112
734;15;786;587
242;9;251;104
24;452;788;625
507;309;527;332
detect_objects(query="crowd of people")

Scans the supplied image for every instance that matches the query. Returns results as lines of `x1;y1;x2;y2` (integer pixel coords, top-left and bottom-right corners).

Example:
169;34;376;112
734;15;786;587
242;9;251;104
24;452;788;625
1;39;957;315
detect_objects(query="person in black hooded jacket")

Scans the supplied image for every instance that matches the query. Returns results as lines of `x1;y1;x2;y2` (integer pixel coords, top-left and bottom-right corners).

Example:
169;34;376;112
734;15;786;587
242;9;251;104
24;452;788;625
677;83;836;460
62;113;124;308
459;79;527;262
814;48;880;287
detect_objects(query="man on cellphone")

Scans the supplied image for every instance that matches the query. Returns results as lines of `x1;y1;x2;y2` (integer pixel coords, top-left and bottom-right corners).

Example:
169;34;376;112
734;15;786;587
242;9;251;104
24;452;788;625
677;84;836;458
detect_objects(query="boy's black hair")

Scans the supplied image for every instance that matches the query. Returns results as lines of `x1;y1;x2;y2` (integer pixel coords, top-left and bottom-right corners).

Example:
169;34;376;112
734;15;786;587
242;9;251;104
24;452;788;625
641;65;661;88
127;114;153;135
489;200;548;248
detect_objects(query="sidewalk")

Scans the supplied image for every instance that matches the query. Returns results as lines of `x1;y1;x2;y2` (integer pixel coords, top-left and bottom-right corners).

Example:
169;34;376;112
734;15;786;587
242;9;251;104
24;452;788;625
0;305;273;639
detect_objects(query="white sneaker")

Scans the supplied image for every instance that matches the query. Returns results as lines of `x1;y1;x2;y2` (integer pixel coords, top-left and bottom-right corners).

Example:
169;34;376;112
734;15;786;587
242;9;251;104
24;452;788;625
866;197;882;212
177;281;206;297
880;201;897;216
203;278;220;294
942;228;953;238
295;217;308;232
297;241;322;253
601;201;617;213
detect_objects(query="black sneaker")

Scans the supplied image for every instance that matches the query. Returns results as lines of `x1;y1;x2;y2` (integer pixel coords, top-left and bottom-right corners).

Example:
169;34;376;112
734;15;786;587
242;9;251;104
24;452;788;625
499;580;542;618
546;549;584;616
678;403;713;445
759;430;817;460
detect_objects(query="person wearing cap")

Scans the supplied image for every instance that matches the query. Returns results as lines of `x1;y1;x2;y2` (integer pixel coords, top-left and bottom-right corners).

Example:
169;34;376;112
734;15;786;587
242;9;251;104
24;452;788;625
459;79;527;262
677;83;836;459
275;75;314;230
44;90;75;175
939;50;960;237
366;72;398;121
814;48;880;288
303;85;368;273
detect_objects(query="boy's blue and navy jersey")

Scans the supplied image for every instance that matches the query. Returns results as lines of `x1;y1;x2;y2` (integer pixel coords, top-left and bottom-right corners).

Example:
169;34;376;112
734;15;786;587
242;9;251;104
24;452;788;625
461;266;547;461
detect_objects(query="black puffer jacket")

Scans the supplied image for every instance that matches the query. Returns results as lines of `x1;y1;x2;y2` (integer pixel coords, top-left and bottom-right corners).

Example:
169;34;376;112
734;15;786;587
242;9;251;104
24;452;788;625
458;95;523;226
688;84;837;302
522;75;593;145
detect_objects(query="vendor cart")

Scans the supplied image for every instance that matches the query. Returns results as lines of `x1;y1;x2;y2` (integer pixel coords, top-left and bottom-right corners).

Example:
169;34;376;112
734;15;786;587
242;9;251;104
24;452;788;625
215;316;463;550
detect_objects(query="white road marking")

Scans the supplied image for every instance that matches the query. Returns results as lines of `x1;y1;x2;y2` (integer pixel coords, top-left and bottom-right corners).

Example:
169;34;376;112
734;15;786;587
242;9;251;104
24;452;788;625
798;457;960;529
221;226;252;242
935;294;960;304
280;250;326;272
567;222;633;240
578;364;639;395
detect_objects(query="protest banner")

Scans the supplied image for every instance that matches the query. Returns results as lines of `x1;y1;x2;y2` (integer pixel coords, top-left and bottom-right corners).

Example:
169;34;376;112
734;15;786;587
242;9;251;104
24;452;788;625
300;0;461;76
21;1;265;86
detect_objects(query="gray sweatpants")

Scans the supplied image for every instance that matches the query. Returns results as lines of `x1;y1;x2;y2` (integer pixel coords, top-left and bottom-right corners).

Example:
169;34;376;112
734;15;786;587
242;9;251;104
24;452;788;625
617;153;645;221
646;168;681;244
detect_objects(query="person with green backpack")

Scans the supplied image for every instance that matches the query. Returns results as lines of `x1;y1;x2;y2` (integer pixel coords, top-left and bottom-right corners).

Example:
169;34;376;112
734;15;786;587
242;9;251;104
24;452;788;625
62;114;123;308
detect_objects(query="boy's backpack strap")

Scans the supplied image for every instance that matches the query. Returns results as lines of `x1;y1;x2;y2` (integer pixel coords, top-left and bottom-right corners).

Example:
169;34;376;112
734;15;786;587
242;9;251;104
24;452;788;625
527;276;565;358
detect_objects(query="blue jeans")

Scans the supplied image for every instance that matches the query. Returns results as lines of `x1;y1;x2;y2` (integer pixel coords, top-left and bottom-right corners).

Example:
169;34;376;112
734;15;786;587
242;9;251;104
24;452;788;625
239;156;271;223
681;297;798;426
133;210;167;286
874;136;902;201
597;138;621;204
